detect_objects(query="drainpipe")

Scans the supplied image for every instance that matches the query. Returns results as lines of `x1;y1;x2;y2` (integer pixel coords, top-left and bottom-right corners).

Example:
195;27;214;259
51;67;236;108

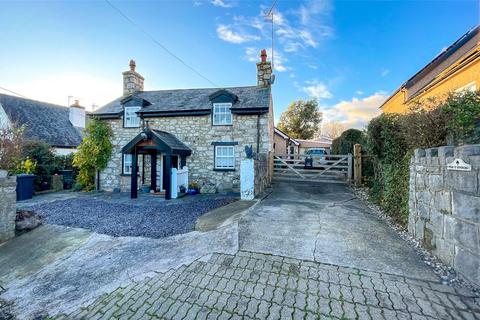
256;114;260;157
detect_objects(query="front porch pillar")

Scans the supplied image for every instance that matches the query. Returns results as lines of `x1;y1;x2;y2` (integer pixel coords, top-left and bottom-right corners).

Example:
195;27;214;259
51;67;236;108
165;155;172;200
151;152;157;192
131;151;138;199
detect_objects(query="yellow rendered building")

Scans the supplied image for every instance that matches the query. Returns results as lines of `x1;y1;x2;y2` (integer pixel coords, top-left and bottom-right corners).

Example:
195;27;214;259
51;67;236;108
381;26;479;113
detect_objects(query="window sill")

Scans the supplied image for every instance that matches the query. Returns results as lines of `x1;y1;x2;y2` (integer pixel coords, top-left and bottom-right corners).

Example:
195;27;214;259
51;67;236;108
120;173;132;176
213;168;236;172
123;126;141;129
212;124;233;127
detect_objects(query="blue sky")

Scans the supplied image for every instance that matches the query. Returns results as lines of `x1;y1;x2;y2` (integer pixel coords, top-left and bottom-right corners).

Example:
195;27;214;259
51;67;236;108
0;0;478;128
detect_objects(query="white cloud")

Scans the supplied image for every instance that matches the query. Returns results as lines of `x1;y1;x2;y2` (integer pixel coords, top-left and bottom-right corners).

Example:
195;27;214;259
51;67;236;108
381;68;390;77
356;90;364;95
216;24;260;44
322;92;388;130
302;81;332;100
211;0;233;8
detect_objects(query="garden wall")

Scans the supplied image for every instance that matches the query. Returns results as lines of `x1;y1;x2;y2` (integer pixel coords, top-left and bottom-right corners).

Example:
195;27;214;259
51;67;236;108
409;144;480;285
0;175;16;243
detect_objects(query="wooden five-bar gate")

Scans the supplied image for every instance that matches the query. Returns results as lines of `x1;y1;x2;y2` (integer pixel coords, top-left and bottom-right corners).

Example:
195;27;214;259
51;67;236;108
273;153;353;184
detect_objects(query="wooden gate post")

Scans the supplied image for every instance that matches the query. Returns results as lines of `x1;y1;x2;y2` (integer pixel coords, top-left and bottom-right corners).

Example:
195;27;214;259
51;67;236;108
347;153;353;182
353;144;362;186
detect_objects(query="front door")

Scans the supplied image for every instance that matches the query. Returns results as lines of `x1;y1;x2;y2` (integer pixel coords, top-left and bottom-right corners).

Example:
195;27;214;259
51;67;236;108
162;155;178;191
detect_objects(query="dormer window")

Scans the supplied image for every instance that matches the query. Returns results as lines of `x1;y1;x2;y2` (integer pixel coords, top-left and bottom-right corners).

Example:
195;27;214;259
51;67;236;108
124;106;141;128
213;103;232;125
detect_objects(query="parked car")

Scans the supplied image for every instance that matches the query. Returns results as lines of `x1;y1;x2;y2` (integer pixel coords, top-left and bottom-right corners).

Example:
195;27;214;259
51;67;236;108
305;148;328;166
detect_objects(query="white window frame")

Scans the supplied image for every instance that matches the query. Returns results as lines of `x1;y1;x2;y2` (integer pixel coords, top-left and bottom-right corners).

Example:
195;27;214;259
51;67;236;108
124;106;141;128
212;103;233;126
214;146;235;170
123;154;133;174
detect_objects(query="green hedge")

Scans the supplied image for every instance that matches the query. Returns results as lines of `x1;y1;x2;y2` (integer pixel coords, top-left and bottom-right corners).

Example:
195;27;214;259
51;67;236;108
331;129;365;155
365;91;480;225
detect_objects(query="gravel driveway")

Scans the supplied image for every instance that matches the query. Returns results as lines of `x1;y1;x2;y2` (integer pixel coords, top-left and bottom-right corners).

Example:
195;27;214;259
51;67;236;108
28;195;237;238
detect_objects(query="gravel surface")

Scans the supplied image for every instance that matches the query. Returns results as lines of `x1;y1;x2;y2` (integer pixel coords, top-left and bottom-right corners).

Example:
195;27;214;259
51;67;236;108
28;195;237;239
353;186;480;297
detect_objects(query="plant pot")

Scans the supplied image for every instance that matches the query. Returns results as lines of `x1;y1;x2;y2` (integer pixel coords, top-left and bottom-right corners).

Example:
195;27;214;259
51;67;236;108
0;169;7;179
140;185;151;193
187;189;198;195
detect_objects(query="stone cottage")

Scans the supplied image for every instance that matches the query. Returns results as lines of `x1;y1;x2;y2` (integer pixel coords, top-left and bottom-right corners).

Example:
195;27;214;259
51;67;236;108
92;50;274;199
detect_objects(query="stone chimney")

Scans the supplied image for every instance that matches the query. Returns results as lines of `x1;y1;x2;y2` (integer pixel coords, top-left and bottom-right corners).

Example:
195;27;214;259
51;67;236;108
122;59;144;96
69;100;86;129
256;49;273;87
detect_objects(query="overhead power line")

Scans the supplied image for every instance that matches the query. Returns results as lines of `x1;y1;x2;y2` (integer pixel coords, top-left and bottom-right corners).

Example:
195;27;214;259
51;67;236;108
104;0;220;88
0;86;27;98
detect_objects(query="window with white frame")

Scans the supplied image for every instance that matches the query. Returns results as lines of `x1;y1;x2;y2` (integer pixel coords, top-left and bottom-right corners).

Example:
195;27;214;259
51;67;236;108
123;154;133;174
124;106;141;128
212;103;232;125
215;146;235;169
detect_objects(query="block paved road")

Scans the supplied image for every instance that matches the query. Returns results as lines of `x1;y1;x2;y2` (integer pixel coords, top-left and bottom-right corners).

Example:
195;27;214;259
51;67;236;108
54;251;479;319
51;181;480;319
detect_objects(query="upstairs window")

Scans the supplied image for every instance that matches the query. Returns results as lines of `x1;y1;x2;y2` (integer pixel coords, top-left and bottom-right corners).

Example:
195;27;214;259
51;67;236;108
215;146;235;170
123;154;132;174
124;106;141;128
213;103;232;125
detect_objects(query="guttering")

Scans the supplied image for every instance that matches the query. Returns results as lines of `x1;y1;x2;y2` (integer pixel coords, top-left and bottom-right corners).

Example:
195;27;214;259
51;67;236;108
140;109;211;117
90;112;122;119
231;107;269;115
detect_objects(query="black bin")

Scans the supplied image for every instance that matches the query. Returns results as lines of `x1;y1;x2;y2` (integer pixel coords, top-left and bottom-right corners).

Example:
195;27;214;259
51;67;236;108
304;157;313;169
16;174;36;201
60;170;74;189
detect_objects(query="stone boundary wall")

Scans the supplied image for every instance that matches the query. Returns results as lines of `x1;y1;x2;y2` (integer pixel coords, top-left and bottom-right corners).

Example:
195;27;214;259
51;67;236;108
409;144;480;285
0;175;16;243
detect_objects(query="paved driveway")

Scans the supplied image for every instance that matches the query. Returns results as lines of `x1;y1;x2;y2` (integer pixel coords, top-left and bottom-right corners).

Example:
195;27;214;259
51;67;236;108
239;181;436;279
1;181;479;319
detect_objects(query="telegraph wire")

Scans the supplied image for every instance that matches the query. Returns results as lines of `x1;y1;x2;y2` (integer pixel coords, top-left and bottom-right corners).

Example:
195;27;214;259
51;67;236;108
104;0;221;88
0;86;28;98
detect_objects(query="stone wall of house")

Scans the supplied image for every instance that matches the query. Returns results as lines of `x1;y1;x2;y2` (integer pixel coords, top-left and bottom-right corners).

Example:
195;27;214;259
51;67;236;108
0;176;16;243
408;144;480;286
99;112;272;194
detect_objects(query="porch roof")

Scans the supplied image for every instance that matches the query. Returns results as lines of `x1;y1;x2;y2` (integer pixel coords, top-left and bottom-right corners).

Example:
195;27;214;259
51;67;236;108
121;129;192;156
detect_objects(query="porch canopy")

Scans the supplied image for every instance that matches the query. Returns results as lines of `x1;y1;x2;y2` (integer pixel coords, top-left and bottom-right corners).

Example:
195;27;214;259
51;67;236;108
121;129;191;200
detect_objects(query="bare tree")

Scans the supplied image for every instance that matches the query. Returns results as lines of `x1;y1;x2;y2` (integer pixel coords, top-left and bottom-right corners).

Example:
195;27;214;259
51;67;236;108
321;121;347;139
0;123;25;172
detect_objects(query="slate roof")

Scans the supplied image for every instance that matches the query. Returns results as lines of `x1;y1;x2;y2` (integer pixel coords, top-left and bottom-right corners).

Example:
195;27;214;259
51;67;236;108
0;94;83;148
93;86;270;116
121;129;191;156
151;130;191;153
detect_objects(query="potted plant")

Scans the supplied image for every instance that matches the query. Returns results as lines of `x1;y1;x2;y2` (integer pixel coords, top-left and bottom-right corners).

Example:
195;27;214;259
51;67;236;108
187;182;200;195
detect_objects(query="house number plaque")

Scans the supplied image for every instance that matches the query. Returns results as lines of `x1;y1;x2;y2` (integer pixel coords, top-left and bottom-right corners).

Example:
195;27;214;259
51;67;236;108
446;158;472;171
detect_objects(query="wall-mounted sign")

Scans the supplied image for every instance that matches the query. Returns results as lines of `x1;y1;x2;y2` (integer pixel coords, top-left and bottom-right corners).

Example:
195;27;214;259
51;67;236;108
447;158;472;171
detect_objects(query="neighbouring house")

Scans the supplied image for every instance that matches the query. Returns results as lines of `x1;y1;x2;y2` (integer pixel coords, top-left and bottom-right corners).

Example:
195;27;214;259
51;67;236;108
92;50;274;199
273;127;332;156
273;127;299;156
0;94;85;155
297;136;333;155
381;25;479;113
